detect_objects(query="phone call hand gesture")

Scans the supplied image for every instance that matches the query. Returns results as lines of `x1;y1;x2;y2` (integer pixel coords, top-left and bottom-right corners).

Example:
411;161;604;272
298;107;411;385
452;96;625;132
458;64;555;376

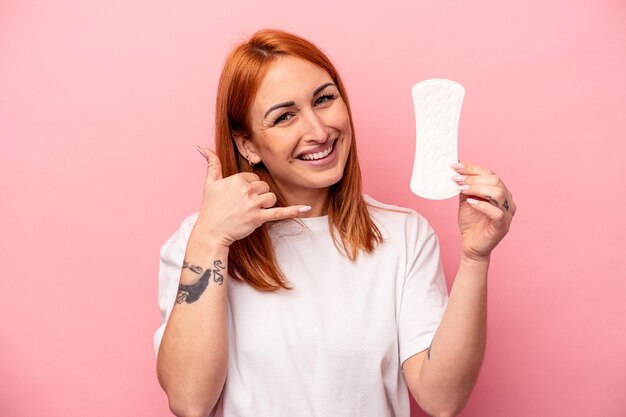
189;147;310;249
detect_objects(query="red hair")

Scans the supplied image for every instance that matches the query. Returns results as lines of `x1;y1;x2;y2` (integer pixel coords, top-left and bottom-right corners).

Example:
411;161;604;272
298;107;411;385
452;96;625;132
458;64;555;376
215;29;382;291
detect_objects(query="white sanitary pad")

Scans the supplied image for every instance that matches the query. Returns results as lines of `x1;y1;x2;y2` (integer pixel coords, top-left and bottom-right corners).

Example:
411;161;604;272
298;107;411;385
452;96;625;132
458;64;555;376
410;79;465;200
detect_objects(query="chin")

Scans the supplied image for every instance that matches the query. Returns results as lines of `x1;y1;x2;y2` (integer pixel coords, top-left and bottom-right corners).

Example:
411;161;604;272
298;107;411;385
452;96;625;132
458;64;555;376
316;168;346;189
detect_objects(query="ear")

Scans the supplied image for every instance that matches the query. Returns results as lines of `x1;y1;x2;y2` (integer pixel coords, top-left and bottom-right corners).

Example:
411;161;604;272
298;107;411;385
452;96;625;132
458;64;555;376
232;133;262;165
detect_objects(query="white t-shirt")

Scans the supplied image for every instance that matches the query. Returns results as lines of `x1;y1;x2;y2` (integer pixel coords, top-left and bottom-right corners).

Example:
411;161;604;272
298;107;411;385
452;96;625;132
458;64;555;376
154;195;449;417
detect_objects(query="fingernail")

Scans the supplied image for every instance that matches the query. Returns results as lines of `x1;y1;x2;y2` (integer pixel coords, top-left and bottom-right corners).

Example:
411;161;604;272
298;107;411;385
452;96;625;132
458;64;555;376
450;162;464;170
459;185;470;191
467;198;479;205
196;145;208;158
452;174;466;182
298;206;312;213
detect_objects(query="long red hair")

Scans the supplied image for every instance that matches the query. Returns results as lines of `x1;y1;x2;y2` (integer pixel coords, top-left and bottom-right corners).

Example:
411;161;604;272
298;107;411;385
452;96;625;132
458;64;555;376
215;29;382;291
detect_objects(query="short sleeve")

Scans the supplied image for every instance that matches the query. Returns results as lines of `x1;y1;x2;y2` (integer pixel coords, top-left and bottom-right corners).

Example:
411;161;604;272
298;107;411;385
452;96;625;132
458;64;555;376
398;212;449;365
153;213;199;357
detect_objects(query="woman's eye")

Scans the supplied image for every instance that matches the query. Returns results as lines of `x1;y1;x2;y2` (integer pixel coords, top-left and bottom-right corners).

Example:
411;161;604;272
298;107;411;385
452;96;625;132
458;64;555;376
273;112;294;125
315;94;336;106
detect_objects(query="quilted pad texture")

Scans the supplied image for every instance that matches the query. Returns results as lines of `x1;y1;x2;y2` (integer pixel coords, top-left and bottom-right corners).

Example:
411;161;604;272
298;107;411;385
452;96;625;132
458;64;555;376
410;79;465;200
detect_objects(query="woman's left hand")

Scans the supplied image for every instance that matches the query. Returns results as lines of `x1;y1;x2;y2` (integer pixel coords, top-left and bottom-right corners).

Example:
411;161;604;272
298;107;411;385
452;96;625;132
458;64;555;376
451;162;517;261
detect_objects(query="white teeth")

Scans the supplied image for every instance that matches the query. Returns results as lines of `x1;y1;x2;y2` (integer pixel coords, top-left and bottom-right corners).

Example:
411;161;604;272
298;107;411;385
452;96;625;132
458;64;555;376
300;144;333;161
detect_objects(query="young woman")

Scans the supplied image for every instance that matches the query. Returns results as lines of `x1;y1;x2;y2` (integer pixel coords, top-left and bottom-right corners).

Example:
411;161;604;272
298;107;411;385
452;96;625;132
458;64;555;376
154;29;516;417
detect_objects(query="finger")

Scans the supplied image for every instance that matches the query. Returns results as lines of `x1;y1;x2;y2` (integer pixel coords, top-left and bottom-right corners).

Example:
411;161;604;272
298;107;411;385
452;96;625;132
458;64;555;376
452;174;501;186
509;197;517;216
451;173;512;200
198;147;223;182
460;183;517;216
249;180;271;195
235;172;261;183
465;198;507;223
255;191;278;209
259;205;312;223
450;161;495;176
460;184;511;211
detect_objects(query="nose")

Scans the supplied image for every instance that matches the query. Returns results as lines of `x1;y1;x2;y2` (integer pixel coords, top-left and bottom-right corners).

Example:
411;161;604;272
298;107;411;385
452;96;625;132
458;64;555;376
300;108;328;143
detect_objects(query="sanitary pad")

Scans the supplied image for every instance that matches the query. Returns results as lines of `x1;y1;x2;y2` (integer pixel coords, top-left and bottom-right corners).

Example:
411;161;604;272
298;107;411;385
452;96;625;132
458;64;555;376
410;79;465;200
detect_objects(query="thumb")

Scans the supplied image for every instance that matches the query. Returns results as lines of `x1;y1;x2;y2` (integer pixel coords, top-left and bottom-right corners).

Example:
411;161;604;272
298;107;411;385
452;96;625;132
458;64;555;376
197;146;223;182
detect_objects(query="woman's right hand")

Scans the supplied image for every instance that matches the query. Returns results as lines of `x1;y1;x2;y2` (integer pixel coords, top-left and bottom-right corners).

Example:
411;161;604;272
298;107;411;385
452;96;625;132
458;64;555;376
189;147;310;249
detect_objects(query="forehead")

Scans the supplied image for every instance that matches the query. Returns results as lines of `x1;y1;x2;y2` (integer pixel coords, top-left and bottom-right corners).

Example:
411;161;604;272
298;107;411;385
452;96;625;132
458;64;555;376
253;56;334;111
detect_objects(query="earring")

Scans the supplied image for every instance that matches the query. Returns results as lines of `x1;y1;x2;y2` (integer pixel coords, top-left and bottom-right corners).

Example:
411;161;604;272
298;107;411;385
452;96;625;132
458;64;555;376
246;154;255;167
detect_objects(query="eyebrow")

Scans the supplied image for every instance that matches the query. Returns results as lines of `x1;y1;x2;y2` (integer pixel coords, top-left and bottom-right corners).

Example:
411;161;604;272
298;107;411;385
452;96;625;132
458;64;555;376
313;82;336;97
264;101;296;119
263;82;337;119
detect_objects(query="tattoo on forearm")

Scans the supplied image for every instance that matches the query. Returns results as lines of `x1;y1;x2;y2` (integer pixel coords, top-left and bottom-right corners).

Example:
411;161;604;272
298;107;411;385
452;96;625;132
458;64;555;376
176;259;226;304
176;270;210;304
212;260;225;285
182;261;203;274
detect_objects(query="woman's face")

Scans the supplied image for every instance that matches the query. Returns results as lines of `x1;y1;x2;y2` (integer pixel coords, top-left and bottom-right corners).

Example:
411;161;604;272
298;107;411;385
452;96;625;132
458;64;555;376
236;55;352;207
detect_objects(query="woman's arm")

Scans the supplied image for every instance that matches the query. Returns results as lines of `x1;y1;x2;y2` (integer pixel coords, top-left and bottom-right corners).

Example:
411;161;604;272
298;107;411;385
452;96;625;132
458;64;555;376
403;256;488;417
156;147;310;417
157;240;230;417
404;161;516;417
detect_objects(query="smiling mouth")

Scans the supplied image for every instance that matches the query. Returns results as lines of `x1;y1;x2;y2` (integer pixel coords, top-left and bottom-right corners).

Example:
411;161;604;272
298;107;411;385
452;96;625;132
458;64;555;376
298;141;336;161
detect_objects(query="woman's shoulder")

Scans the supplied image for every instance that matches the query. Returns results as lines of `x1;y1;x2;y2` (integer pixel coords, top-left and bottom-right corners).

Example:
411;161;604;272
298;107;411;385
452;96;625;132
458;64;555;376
363;194;422;219
364;194;414;213
363;194;435;237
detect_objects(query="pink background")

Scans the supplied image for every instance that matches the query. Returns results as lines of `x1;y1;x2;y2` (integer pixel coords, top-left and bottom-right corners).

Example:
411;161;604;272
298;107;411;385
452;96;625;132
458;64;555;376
1;0;625;415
